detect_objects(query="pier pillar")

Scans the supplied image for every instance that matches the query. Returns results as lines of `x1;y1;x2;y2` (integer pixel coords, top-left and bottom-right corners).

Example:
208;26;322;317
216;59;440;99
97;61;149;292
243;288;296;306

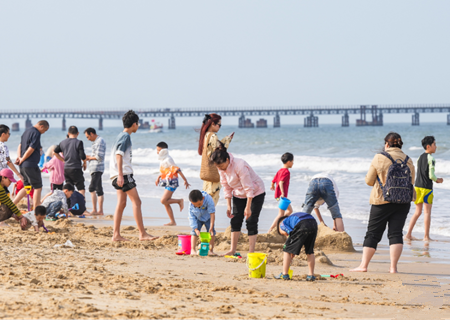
256;118;267;128
239;114;245;128
62;116;66;131
273;113;280;127
304;113;318;127
168;114;176;129
412;112;420;126
25;115;32;129
98;117;103;131
342;112;349;127
447;114;450;125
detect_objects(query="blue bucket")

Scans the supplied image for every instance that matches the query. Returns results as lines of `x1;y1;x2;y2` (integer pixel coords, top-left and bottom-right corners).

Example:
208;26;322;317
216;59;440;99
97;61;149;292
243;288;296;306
199;243;210;256
278;197;291;210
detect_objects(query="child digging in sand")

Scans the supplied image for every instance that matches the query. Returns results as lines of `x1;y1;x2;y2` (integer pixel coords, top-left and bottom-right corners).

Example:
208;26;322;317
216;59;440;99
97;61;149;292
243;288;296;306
155;142;190;226
277;212;318;281
188;190;216;255
41;183;74;220
21;205;46;232
269;152;294;232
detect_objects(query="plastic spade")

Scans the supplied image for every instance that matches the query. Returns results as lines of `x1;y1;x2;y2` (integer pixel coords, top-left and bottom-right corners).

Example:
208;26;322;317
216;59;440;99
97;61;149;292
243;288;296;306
24;186;32;211
69;203;79;211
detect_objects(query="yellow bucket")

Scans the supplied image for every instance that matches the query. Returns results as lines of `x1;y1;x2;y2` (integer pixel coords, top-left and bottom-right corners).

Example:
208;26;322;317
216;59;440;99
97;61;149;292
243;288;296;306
247;253;267;278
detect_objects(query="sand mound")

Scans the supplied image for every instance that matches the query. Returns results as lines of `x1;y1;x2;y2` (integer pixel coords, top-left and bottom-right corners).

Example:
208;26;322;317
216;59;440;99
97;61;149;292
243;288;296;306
315;223;355;252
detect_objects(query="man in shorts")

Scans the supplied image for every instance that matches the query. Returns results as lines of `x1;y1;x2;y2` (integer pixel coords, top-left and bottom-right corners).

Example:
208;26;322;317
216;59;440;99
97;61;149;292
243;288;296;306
14;120;49;209
110;110;157;242
84;127;106;215
54;126;87;196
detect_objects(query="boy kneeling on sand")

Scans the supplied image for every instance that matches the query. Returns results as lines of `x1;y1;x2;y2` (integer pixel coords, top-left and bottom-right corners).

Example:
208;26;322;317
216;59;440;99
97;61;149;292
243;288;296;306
41;183;74;220
21;205;46;232
277;212;318;281
188;190;216;255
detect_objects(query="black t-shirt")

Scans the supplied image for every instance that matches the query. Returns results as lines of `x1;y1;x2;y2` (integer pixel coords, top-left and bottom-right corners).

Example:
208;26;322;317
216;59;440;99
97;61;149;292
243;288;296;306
20;127;42;168
54;138;86;170
68;191;86;215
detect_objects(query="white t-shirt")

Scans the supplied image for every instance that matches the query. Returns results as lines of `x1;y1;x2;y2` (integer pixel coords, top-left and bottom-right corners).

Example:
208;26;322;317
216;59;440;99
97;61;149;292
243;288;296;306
110;132;133;180
0;142;10;169
311;173;339;208
23;211;38;227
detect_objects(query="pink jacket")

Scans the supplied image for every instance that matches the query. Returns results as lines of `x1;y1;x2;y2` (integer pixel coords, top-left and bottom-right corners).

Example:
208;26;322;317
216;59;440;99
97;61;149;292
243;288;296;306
219;154;265;199
43;155;65;185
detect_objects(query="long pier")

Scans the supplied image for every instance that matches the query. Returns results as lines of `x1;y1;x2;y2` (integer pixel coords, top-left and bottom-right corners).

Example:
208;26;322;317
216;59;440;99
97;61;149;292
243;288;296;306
1;104;450;130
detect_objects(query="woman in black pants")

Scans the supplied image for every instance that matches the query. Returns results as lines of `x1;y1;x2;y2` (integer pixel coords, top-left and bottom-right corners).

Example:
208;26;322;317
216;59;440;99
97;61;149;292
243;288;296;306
351;132;415;273
210;143;265;256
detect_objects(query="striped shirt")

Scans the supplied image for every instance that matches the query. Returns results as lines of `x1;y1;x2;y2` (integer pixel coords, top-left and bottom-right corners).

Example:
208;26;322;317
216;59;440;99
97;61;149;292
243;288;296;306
0;185;22;217
89;136;106;173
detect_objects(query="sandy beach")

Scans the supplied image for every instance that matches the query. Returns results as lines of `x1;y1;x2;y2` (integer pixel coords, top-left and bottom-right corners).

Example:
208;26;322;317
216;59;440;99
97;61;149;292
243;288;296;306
0;214;449;320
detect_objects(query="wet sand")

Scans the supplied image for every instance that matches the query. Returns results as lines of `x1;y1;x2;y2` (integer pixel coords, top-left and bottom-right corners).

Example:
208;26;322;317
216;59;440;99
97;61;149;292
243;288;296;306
0;216;449;319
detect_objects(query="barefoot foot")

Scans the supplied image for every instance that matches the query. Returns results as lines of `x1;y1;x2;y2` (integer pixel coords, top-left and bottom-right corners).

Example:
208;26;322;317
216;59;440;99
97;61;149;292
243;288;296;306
389;268;398;273
349;267;367;272
423;237;435;242
209;250;218;256
139;233;159;241
164;222;177;226
221;250;236;257
179;199;184;212
112;235;130;242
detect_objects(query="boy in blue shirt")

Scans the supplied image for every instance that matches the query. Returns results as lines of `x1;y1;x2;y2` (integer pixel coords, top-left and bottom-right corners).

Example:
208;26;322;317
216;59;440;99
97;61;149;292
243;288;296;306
189;190;216;255
277;212;318;281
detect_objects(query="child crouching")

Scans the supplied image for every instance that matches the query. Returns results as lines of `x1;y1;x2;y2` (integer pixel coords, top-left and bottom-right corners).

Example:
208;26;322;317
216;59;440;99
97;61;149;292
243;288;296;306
277;212;318;281
21;205;46;232
188;190;216;255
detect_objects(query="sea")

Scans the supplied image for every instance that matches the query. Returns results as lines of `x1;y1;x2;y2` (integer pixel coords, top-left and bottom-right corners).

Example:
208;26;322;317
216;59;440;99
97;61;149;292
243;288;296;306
5;122;450;242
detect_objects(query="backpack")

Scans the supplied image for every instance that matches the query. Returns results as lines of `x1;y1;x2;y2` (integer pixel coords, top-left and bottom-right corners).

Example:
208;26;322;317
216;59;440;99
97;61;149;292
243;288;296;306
377;151;413;204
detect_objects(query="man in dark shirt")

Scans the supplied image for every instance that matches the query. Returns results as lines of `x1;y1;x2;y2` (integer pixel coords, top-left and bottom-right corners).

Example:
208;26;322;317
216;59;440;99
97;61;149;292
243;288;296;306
54;126;87;196
13;120;49;209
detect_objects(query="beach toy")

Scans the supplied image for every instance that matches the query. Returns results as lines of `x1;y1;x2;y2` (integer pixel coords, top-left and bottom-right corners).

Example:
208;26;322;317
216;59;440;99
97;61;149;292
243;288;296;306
199;232;211;243
247;253;267;278
288;268;293;279
176;235;191;255
278;197;291;210
43;225;49;233
42;169;49;173
69;203;79;211
24;186;32;211
199;243;210;256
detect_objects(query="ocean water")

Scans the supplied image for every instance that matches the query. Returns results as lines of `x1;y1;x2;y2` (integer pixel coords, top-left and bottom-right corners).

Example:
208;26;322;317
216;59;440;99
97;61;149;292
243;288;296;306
5;122;450;239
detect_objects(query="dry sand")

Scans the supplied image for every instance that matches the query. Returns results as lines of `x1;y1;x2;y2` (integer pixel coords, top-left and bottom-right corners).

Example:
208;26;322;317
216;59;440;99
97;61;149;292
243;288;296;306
0;218;449;319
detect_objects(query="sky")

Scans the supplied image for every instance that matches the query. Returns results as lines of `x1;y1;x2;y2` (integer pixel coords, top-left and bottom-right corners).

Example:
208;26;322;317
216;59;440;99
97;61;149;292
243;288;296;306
1;1;449;126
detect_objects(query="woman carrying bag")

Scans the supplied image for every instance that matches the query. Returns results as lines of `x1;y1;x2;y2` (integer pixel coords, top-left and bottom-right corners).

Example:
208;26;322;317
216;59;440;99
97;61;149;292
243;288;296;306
198;114;234;205
351;132;415;274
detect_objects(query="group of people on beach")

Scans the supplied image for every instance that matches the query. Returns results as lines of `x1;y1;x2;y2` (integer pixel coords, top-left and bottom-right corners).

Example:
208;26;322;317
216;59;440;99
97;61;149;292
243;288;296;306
0;111;443;280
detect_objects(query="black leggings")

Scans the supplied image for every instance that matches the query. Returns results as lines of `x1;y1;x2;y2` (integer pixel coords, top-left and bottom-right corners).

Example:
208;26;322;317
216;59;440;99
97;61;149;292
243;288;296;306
363;203;411;249
231;193;265;236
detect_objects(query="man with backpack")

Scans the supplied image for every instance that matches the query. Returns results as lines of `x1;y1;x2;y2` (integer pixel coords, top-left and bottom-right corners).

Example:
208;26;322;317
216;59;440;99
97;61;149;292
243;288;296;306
350;132;415;274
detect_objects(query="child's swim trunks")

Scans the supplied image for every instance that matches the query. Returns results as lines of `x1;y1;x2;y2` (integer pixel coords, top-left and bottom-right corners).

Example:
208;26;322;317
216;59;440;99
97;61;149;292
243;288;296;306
414;187;433;205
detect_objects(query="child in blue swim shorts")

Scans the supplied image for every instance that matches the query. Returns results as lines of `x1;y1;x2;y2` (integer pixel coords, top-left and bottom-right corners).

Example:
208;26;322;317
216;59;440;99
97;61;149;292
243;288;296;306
156;142;190;226
189;190;216;255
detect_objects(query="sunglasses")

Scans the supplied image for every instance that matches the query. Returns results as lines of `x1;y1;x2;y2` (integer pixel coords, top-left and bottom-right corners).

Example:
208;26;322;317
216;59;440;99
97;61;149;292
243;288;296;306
217;124;222;128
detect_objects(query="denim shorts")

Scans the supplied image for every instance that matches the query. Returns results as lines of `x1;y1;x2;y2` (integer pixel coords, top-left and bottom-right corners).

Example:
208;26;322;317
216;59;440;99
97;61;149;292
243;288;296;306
191;219;216;236
303;178;342;220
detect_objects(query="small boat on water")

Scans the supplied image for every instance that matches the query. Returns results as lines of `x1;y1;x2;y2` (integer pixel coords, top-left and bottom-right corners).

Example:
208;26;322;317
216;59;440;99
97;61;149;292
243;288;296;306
149;120;163;133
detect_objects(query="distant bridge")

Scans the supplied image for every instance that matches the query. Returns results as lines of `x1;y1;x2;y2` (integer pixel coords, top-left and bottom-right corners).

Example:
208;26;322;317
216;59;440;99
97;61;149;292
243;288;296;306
1;104;450;130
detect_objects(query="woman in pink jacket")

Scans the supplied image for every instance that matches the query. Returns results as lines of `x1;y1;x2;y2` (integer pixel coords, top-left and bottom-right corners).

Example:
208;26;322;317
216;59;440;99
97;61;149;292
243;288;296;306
42;145;65;191
211;143;265;255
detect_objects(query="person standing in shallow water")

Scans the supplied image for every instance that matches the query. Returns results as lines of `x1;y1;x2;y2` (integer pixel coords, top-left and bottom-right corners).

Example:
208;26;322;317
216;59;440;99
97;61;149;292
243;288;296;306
198;114;234;206
350;132;415;274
